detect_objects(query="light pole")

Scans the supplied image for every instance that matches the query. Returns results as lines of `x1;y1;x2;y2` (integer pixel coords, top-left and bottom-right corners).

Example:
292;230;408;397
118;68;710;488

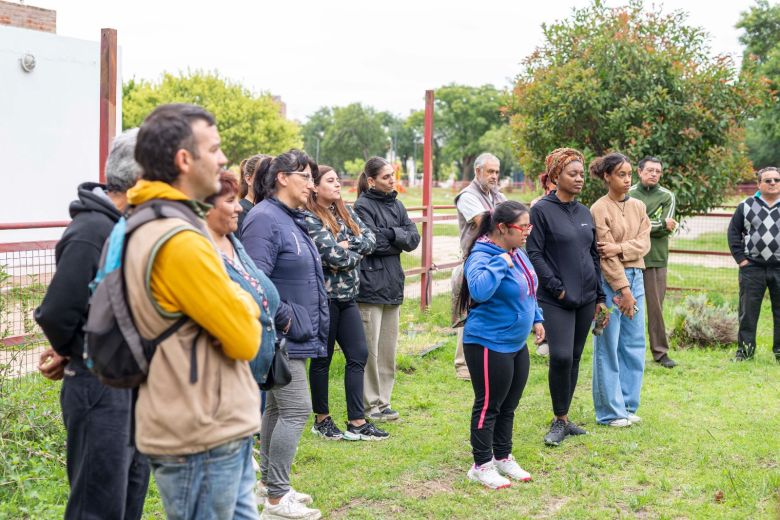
315;130;324;163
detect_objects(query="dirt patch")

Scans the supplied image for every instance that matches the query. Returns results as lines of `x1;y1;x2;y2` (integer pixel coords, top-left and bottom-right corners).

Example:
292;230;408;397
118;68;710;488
396;468;459;500
329;498;404;519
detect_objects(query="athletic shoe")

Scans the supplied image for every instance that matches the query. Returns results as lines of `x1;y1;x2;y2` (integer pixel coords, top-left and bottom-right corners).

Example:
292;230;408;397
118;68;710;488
369;408;399;422
311;416;343;440
543;419;567;446
607;418;631;427
565;421;588;436
627;413;642;424
256;484;312;505
494;455;532;482
536;341;549;357
735;344;756;361
467;460;511;490
343;421;389;441
656;355;677;368
260;491;321;519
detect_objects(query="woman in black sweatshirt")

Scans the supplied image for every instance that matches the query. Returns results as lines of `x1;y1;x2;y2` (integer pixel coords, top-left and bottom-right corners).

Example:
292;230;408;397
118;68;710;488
526;148;608;447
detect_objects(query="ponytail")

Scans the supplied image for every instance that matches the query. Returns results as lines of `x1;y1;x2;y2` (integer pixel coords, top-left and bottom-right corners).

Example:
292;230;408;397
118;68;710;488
357;156;391;196
456;200;529;316
251;156;274;203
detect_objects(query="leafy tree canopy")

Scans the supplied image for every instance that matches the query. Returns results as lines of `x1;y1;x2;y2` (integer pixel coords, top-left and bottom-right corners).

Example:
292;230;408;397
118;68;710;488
509;0;767;216
737;0;780;168
434;84;505;180
122;71;301;166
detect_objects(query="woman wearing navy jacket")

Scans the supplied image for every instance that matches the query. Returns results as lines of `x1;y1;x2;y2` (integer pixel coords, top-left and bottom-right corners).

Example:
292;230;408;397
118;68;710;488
526;148;609;447
241;150;326;520
456;200;545;490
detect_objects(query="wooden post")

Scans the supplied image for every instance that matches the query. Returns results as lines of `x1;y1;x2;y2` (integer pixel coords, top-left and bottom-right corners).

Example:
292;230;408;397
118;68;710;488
99;28;117;184
420;90;435;310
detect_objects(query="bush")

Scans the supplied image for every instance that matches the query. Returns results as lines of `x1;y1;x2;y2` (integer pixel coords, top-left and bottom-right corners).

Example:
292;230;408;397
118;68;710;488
670;293;737;348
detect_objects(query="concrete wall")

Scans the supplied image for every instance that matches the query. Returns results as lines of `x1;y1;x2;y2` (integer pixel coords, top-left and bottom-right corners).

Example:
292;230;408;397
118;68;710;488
0;25;117;243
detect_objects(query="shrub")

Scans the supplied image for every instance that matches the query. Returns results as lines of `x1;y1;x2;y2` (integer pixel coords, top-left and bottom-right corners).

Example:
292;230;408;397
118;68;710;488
670;293;737;348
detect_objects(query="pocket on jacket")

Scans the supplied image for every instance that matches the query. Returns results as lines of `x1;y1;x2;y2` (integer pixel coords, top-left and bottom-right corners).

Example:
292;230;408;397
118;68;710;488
285;301;314;342
360;256;384;273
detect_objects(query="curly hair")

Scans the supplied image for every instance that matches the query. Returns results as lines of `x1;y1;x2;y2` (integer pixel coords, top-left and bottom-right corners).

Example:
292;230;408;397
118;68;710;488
545;148;584;184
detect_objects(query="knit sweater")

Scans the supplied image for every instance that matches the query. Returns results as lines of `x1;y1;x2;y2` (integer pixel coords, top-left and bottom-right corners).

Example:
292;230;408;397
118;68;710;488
628;182;676;268
590;195;651;291
728;194;780;266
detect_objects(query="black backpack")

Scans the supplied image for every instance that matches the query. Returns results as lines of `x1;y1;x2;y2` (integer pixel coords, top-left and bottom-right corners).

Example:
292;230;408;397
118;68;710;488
83;200;204;388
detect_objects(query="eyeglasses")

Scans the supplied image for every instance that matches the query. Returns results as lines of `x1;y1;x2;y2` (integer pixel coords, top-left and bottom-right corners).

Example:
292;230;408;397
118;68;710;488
506;223;533;233
286;171;313;183
762;178;780;184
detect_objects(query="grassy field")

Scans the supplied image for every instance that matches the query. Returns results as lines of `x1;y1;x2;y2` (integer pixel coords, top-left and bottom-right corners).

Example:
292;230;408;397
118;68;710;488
2;292;779;519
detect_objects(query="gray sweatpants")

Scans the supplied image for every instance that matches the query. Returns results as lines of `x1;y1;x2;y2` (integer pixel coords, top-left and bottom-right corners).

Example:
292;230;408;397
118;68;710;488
260;359;311;498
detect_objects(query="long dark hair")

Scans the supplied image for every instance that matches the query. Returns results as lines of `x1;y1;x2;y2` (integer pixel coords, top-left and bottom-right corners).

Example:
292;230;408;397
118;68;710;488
357;156;391;195
305;165;361;237
252;149;313;203
456;200;529;316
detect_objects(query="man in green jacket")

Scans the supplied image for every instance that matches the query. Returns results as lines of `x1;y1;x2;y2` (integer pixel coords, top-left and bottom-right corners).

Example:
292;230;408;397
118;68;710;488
629;156;678;368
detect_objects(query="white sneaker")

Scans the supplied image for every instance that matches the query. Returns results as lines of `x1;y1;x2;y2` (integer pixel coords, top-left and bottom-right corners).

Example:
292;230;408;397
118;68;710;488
256;484;312;506
627;413;642;424
467;460;511;489
493;455;532;482
607;418;632;427
260;491;321;519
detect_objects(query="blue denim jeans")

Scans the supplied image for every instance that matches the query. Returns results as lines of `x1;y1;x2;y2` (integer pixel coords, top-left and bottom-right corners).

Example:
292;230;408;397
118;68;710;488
147;437;258;520
592;268;647;424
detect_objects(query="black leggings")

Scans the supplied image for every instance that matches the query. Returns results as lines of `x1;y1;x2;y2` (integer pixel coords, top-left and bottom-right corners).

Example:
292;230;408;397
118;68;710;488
540;302;595;417
309;299;368;421
464;343;530;466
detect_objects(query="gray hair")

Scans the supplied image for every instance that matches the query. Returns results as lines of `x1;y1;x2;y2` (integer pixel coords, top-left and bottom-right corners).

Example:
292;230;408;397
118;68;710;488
474;152;500;172
105;128;142;192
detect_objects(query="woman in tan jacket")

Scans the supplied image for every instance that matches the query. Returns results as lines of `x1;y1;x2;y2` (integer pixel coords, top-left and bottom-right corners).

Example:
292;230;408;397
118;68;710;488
589;153;651;427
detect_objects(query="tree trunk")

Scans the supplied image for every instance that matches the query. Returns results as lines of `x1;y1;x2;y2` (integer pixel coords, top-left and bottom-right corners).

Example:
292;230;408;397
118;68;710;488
461;155;476;181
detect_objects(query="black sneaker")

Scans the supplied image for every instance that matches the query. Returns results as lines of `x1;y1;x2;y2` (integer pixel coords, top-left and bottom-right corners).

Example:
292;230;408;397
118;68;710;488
735;343;756;361
544;419;567;446
311;416;343;440
565;421;588;436
343;421;389;441
656;355;677;368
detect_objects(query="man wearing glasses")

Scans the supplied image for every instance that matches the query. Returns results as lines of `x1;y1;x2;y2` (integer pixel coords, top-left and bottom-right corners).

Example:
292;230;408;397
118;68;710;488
629;157;678;368
451;152;506;380
728;166;780;362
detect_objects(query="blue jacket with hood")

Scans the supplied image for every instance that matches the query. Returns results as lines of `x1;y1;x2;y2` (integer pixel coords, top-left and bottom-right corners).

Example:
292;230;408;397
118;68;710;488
463;241;544;353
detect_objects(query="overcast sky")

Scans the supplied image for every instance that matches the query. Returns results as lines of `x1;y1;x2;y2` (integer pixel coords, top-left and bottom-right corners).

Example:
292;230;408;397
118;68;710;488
34;0;756;121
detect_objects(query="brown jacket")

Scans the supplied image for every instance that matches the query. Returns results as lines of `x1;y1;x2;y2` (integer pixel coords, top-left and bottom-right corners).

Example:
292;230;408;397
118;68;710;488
590;195;651;292
125;217;261;456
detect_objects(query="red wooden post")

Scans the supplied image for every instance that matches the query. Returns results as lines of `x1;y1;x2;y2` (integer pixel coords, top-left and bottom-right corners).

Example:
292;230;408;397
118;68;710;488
99;28;118;184
420;90;435;310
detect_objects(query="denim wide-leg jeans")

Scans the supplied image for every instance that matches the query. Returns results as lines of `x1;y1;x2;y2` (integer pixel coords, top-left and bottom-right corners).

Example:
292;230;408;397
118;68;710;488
592;268;647;424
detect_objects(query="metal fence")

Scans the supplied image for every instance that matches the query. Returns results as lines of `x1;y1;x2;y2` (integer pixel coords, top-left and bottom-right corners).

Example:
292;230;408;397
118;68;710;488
0;208;745;380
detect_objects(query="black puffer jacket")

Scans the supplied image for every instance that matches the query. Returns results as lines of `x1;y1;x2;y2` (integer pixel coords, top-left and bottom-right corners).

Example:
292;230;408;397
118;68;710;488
35;182;121;358
353;189;421;305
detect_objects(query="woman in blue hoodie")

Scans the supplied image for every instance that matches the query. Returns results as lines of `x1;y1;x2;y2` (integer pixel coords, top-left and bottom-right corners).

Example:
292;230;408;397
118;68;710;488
456;200;545;490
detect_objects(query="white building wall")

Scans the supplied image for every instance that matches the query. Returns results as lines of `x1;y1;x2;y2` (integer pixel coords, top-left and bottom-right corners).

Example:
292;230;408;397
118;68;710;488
0;25;118;243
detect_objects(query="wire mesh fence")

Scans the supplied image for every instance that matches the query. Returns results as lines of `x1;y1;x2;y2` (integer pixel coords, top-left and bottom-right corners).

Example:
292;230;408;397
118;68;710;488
0;208;756;384
0;241;57;383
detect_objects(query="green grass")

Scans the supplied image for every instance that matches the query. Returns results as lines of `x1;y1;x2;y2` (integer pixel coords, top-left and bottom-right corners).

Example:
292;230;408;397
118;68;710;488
671;231;731;253
2;292;779;519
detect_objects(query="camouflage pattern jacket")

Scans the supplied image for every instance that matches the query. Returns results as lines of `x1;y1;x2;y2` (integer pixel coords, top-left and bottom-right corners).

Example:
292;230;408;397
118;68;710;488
303;205;376;301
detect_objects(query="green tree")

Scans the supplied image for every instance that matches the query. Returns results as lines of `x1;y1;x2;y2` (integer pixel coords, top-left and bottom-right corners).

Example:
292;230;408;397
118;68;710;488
509;0;767;217
122;71;301;165
301;103;388;171
737;0;780;168
477;125;518;178
434;84;505;180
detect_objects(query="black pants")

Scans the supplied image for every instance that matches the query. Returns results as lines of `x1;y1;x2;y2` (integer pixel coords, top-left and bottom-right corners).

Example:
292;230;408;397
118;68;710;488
464;343;530;466
60;361;150;520
540;302;595;416
738;264;780;355
309;299;369;420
